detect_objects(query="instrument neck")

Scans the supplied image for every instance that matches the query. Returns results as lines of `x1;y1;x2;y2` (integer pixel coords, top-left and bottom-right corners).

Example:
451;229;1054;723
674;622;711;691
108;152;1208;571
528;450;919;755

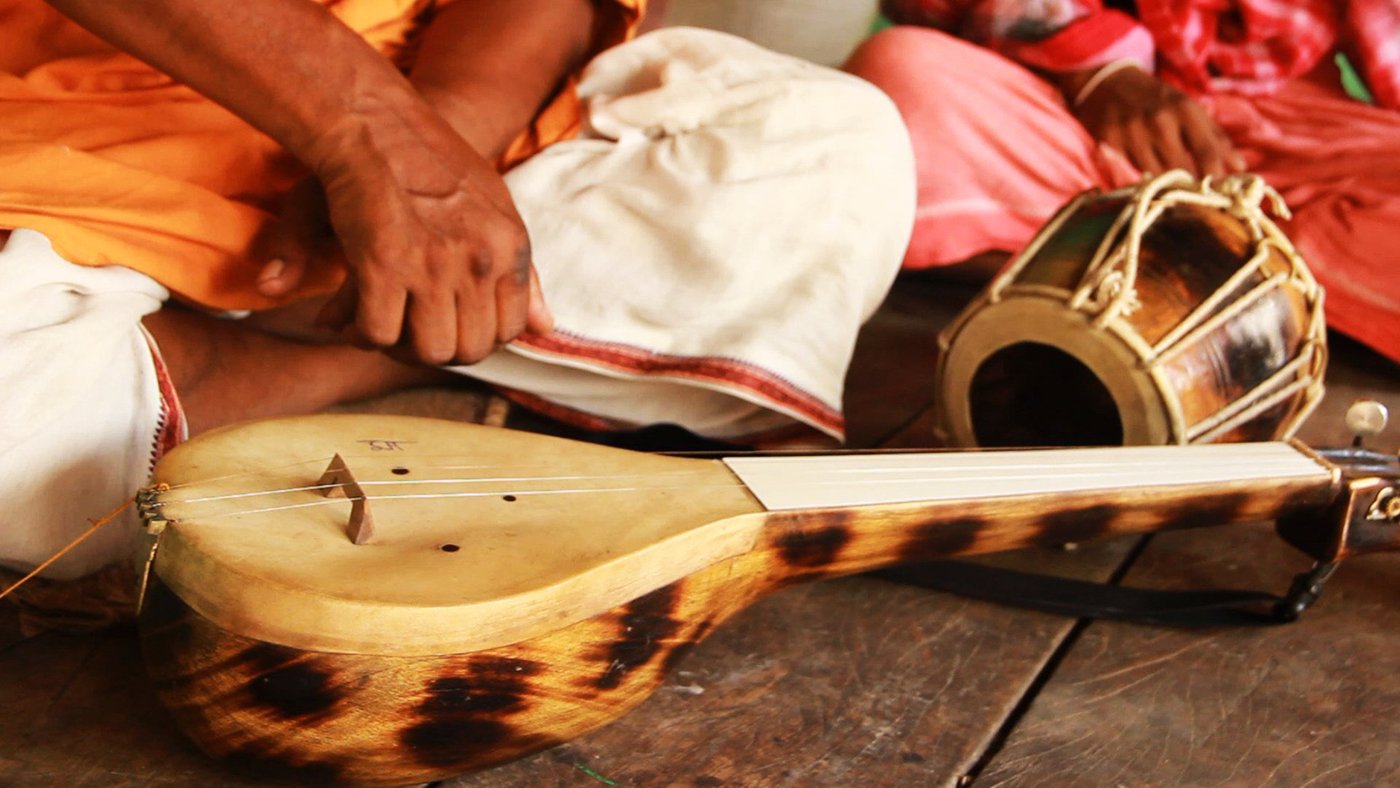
726;442;1338;578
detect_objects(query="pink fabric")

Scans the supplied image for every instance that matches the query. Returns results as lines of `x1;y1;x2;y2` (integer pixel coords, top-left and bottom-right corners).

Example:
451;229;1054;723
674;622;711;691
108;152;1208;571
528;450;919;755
843;27;1138;269
1207;62;1400;363
883;0;1400;108
881;0;1156;71
847;26;1400;364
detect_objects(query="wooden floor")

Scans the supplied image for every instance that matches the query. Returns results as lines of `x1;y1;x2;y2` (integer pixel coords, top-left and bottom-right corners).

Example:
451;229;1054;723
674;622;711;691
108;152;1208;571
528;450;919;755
2;274;1397;787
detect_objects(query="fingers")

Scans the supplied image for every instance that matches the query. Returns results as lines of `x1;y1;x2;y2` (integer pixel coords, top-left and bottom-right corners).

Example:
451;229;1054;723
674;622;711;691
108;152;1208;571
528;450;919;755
1121;111;1166;175
312;124;542;367
1179;105;1244;177
316;281;360;334
525;265;555;336
1114;96;1243;179
458;288;498;364
1076;69;1247;180
353;274;408;349
256;256;306;298
493;246;533;345
255;178;330;298
253;216;312;298
407;290;459;365
334;235;535;367
1148;105;1198;175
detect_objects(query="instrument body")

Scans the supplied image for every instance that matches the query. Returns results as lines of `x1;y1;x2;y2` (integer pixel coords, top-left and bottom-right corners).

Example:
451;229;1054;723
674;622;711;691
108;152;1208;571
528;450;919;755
137;414;1360;784
935;172;1326;448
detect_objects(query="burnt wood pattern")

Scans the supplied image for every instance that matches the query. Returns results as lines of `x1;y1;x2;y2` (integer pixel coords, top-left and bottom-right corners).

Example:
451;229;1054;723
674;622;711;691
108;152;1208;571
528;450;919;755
138;471;1332;784
986;194;1318;443
1;278;1396;787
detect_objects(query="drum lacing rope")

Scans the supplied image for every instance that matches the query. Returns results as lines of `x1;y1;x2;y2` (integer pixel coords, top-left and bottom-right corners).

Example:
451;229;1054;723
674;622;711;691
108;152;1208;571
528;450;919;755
1064;171;1325;442
946;170;1329;444
1194;175;1326;440
1140;172;1326;441
1070;170;1205;323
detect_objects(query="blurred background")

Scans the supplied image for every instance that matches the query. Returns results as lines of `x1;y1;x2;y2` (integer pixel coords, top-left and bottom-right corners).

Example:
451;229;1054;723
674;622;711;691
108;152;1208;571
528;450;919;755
645;0;882;65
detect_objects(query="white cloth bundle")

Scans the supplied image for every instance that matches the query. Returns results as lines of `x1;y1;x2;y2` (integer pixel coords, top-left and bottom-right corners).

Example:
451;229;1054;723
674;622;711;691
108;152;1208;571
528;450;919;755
465;28;916;444
0;229;168;578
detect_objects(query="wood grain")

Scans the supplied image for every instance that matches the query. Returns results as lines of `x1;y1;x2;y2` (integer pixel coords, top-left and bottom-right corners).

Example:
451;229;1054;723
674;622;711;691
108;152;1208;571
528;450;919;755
138;423;1323;784
975;339;1400;787
978;524;1400;787
451;542;1142;788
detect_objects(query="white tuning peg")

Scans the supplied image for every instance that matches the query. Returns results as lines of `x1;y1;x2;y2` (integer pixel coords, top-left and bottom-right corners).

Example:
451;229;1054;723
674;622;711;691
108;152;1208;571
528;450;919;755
1345;399;1389;447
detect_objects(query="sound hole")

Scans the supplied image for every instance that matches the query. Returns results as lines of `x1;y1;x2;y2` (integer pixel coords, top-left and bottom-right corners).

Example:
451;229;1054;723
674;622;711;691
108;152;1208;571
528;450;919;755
968;343;1123;447
391;467;410;476
440;544;461;553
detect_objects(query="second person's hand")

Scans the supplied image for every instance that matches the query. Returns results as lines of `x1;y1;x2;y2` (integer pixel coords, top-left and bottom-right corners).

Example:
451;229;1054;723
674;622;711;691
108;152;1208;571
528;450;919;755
1069;63;1247;179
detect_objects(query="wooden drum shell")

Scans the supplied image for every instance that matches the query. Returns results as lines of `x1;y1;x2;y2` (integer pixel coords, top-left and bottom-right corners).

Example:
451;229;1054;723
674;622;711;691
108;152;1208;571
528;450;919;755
936;174;1326;448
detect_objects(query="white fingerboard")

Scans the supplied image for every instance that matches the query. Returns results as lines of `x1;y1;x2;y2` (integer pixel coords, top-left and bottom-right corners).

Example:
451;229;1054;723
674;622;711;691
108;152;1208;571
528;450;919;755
723;443;1329;512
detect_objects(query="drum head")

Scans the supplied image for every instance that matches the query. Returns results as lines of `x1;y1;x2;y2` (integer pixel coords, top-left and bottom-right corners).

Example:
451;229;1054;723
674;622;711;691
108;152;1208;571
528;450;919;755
937;297;1175;447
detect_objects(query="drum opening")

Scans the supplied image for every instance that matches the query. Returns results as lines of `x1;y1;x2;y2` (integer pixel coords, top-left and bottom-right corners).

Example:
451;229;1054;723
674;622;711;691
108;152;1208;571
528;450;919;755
968;343;1124;447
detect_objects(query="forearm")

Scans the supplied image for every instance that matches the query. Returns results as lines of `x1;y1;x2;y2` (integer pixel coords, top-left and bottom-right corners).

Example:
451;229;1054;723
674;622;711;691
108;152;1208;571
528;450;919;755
410;0;599;160
41;0;434;174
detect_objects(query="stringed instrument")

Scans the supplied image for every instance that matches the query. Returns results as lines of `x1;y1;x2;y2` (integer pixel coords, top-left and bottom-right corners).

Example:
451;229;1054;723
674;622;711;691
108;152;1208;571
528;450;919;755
135;413;1400;785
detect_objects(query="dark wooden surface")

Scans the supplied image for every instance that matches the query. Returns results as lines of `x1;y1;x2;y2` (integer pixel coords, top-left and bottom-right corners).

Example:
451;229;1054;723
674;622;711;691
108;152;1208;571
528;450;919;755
1;274;1396;787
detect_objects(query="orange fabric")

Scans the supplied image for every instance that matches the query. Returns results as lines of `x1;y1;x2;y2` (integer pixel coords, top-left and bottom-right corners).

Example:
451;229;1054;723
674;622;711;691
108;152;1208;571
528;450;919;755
0;0;644;309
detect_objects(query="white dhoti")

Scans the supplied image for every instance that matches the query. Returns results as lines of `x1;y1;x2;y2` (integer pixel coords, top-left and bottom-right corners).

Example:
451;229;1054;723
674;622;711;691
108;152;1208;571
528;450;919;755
0;229;174;580
0;28;914;583
469;29;915;444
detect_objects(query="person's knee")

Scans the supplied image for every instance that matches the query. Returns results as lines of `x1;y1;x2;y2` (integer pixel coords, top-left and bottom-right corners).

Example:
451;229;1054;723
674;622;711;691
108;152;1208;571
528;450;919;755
846;25;1029;109
825;72;916;183
783;71;916;300
845;26;969;85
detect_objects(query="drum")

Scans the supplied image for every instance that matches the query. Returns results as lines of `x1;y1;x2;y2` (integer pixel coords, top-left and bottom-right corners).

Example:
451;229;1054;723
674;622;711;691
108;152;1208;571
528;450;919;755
934;172;1327;448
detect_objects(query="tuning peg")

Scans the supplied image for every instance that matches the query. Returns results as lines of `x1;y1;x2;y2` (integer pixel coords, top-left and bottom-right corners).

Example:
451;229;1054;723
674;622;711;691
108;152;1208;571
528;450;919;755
1345;399;1389;448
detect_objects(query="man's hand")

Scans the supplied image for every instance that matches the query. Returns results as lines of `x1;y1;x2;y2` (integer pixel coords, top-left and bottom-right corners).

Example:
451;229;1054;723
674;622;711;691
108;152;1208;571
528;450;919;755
260;111;553;365
315;116;551;365
1068;64;1246;178
44;0;582;367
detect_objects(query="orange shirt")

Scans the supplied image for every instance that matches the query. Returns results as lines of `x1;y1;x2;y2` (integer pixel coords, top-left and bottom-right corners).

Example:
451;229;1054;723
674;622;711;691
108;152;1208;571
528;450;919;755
0;0;644;308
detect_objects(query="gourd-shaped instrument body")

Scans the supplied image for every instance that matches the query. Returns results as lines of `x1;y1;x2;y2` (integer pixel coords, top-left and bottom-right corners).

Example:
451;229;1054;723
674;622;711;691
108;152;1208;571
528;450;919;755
138;414;1340;784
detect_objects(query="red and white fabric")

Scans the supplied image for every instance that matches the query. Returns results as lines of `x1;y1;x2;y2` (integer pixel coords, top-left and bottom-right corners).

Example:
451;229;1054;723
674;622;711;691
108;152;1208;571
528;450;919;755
848;25;1400;364
881;0;1156;71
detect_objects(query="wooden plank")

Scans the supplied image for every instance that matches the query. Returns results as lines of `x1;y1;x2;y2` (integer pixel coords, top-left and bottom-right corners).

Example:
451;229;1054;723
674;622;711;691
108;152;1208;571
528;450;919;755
843;277;978;448
450;541;1137;787
978;524;1400;785
0;550;1134;787
451;366;1136;786
0;624;268;787
979;339;1400;785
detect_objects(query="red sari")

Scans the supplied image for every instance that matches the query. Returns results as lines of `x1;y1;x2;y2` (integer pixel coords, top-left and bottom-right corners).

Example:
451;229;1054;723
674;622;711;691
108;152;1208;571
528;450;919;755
855;0;1400;363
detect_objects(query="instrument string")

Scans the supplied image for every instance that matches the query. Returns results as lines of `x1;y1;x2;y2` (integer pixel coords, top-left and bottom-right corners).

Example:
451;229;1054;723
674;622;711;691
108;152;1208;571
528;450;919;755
146;440;1313;504
149;455;1312;510
161;469;724;505
152;457;1321;521
0;496;135;603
